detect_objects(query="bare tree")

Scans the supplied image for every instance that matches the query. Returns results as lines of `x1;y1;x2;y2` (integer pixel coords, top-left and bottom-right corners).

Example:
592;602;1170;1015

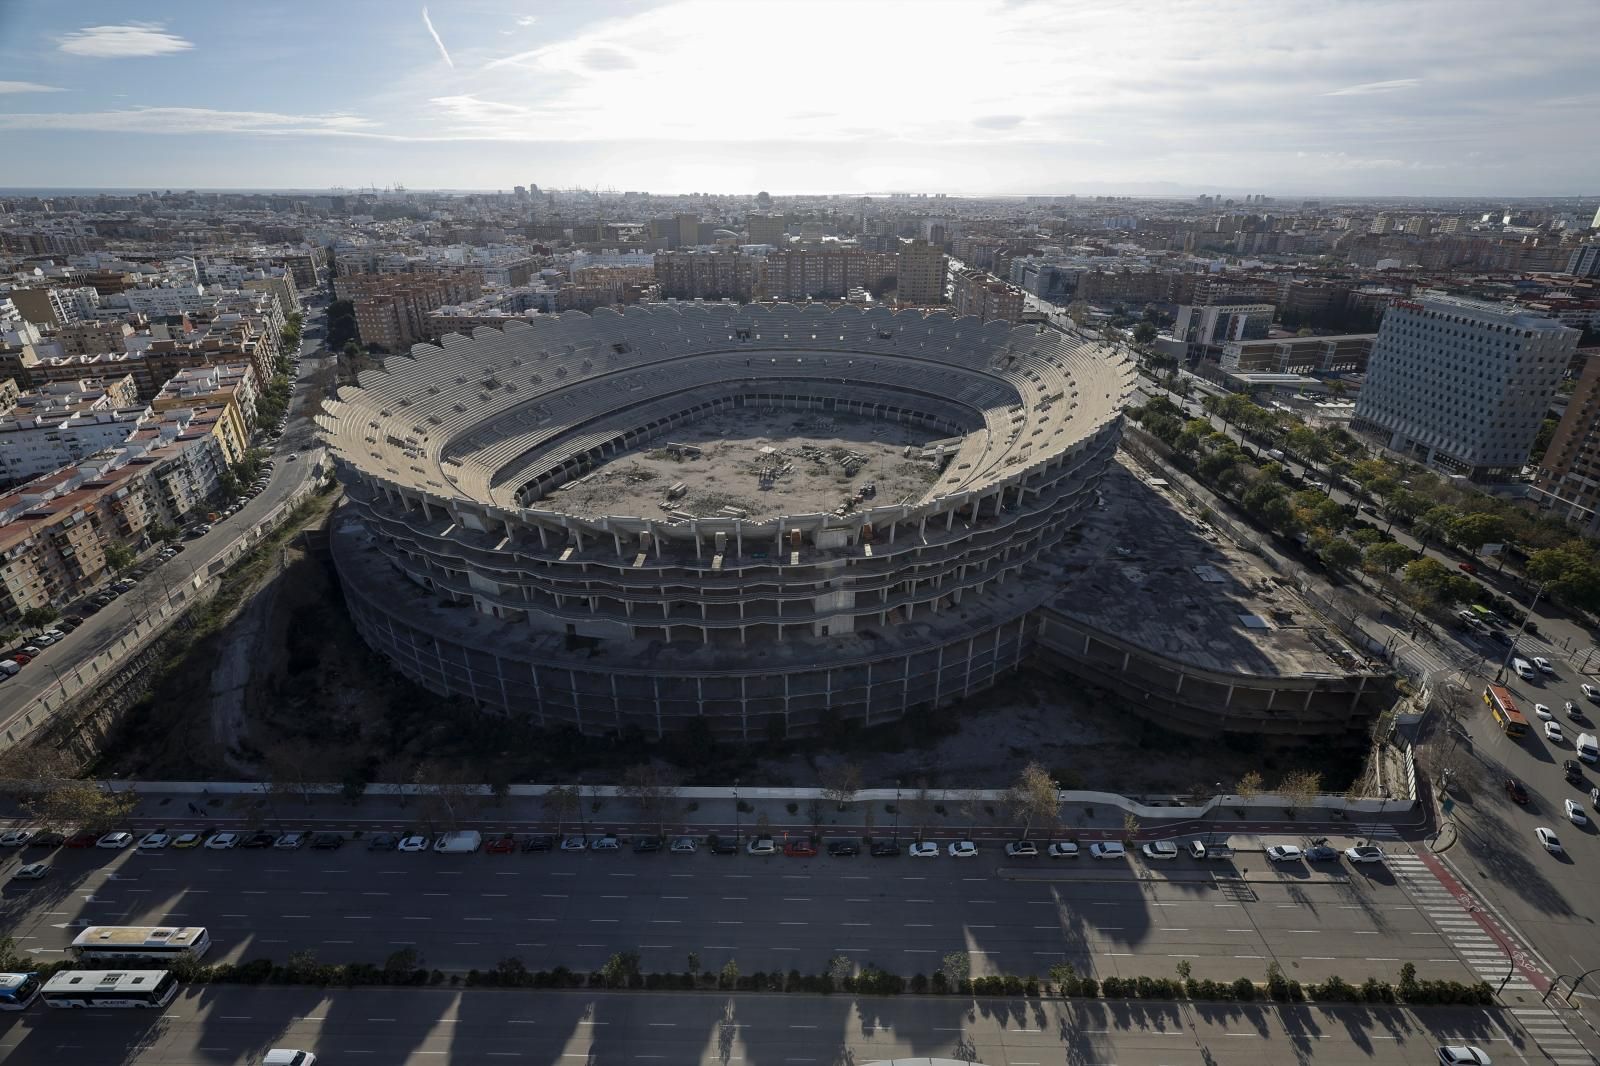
819;761;863;812
4;745;137;831
1007;761;1059;841
1235;770;1264;806
411;760;474;831
620;764;681;836
543;784;580;836
909;780;935;842
1278;769;1324;815
263;738;340;805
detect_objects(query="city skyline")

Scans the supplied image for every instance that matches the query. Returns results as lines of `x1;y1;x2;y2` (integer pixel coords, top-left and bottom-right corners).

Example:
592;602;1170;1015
1;0;1597;196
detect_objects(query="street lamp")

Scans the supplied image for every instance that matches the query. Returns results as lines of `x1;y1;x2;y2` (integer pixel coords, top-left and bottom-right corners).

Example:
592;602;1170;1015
893;779;901;844
1206;781;1222;847
732;779;741;847
1493;581;1546;684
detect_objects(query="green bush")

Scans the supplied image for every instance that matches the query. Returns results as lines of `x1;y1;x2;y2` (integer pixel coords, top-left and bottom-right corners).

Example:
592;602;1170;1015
1231;977;1257;1001
910;973;928;994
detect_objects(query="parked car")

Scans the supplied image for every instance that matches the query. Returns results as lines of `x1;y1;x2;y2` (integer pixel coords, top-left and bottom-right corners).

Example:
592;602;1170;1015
590;835;620;851
631;836;661;854
746;837;777;856
310;833;344;850
1089;841;1126;860
11;861;49;882
1344;845;1385;864
366;832;399;851
907;841;940;858
275;832;308;850
708;837;738;854
171;832;203;849
670;837;698;854
396;835;430;852
137;832;171;850
869;840;902;857
1458;562;1477;575
242;831;279;849
205;832;241;850
1004;840;1039;858
559;835;587;852
0;828;35;847
1048;842;1081;858
1304;845;1340;861
522;835;555;852
826;840;859;857
1141;841;1179;861
1535;827;1564;854
784;840;818;857
1437;1046;1492;1066
96;831;133;849
947;840;979;858
1266;844;1305;862
65;831;100;848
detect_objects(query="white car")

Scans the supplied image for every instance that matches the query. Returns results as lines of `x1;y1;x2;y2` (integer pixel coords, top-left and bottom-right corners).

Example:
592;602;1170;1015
590;835;620;850
669;837;697;854
1545;721;1565;743
96;831;133;849
1565;799;1589;826
396;835;430;852
1004;840;1038;858
1089;841;1126;859
1141;841;1179;860
1047;842;1080;858
1584;684;1600;703
947;840;978;858
559;835;587;851
11;862;48;881
1437;1047;1492;1066
1535;827;1564;854
1266;844;1304;862
1533;657;1555;675
746;837;777;856
0;828;35;847
1534;703;1555;720
137;832;171;850
274;832;307;849
205;831;241;849
1344;845;1385;863
908;841;939;858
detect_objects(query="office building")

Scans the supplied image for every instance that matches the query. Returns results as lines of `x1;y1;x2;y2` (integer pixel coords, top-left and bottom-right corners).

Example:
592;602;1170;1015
896;239;946;305
1352;293;1579;481
1566;244;1600;279
1173;303;1274;360
746;214;785;248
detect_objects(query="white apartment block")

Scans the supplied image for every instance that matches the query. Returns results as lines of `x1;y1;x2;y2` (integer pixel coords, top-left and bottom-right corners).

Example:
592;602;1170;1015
1352;293;1581;481
0;405;151;486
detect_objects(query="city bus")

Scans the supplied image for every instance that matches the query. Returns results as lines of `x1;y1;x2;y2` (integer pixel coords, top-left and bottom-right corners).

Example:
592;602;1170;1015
0;972;42;1010
1484;684;1530;738
1469;604;1503;627
70;926;211;964
41;969;178;1009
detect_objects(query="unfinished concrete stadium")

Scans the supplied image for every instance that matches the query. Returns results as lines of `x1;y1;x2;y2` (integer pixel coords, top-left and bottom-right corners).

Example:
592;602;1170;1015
319;303;1382;739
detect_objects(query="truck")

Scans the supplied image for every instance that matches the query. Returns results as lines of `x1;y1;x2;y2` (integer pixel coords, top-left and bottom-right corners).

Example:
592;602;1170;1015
1577;733;1599;765
432;830;482;853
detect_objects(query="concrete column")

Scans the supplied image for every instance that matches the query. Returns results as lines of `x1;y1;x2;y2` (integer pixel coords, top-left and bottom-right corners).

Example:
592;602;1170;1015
537;524;549;549
1224;684;1235;707
1122;651;1130;672
1304;688;1315;710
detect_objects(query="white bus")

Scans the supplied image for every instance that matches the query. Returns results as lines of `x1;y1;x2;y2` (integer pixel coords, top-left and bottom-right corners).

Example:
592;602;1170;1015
41;970;179;1009
70;926;211;963
0;972;43;1010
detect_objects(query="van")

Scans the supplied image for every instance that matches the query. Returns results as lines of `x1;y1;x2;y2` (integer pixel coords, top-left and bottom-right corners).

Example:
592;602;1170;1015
432;830;482;853
1187;840;1234;860
1577;734;1599;764
263;1051;317;1066
1512;658;1536;682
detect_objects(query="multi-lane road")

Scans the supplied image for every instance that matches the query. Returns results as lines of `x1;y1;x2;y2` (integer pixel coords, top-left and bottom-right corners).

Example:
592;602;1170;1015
0;832;1512;988
0;984;1582;1066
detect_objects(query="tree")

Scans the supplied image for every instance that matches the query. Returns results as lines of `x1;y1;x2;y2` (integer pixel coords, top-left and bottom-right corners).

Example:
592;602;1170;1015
601;950;641;988
325;299;358;350
1317;536;1362;573
1414;505;1459;550
1363;542;1415;576
1235;770;1264;804
1278;769;1323;814
828;954;854;987
411;761;473;830
1007;761;1059;840
103;541;136;574
619;763;680;834
719;959;740;989
941;951;971;989
1122;811;1140;842
1448;512;1506;556
1066;300;1090;326
20;606;59;629
1132;321;1158;345
384;946;423;982
542;784;580;836
819;762;863;812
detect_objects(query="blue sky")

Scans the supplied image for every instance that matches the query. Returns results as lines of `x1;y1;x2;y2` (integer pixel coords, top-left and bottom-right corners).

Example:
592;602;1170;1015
1;0;1597;196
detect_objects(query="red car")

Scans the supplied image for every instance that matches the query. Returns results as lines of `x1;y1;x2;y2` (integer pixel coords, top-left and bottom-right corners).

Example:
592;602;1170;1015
65;830;100;848
1458;562;1477;575
1504;778;1529;805
11;653;31;665
485;834;517;854
783;840;818;857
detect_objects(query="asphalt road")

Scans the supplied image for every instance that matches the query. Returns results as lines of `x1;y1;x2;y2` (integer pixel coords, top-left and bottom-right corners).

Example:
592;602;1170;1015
0;986;1558;1066
0;837;1489;987
0;324;330;729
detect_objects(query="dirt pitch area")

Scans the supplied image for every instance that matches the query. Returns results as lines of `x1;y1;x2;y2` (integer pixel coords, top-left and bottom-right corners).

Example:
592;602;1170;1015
544;408;945;520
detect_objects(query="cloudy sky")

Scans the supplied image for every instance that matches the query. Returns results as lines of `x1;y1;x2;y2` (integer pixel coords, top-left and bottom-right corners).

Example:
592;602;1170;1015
1;0;1596;196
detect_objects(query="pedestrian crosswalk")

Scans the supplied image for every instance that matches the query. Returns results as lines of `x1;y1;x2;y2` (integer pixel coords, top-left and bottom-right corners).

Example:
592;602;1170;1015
1385;852;1539;994
1509;1007;1599;1066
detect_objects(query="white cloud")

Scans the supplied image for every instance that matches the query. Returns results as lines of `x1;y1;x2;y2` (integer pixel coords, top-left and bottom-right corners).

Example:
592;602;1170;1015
515;15;538;27
0;81;66;94
422;8;454;69
0;107;377;136
58;23;194;58
1322;78;1422;97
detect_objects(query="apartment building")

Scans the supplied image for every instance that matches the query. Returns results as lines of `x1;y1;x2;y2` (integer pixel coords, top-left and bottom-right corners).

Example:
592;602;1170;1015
54;319;136;357
1352;293;1579;481
335;270;483;351
746;213;786;247
152;363;259;427
951;267;1026;325
896;239;947;305
1533;351;1600;532
653;250;760;301
762;249;899;301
